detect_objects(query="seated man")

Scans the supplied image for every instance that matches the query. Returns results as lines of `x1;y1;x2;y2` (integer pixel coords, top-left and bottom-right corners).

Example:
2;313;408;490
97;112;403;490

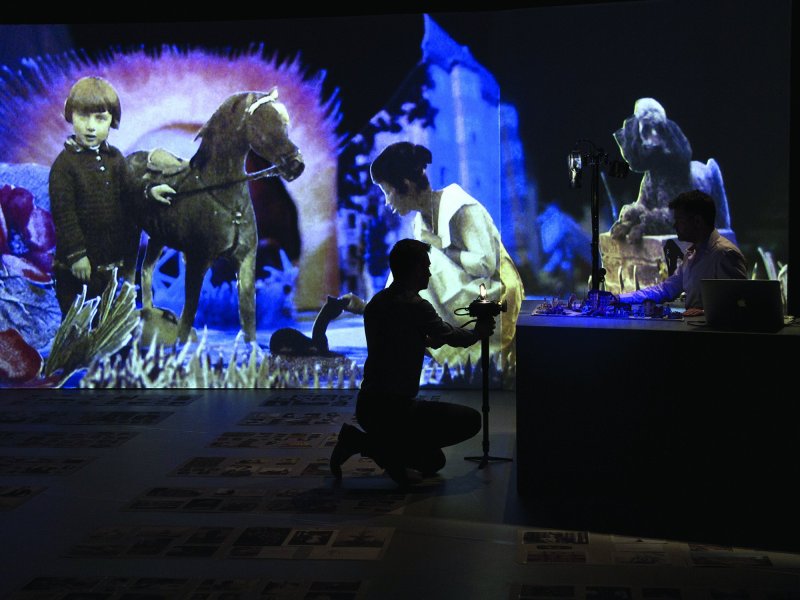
612;189;747;316
330;238;494;487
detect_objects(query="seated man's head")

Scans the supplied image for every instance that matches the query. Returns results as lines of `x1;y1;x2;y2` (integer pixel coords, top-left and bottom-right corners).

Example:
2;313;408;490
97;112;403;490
389;238;431;292
669;189;716;244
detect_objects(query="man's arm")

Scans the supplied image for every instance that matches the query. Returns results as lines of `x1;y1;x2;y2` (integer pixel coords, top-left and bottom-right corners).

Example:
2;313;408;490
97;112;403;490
419;298;494;348
718;247;747;279
616;268;684;305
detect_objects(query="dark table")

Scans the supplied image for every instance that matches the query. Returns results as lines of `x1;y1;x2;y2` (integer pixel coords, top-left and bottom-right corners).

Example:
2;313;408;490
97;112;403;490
515;300;799;551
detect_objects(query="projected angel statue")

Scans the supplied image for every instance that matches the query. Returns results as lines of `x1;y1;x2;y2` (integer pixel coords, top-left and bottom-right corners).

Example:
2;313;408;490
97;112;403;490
609;97;731;243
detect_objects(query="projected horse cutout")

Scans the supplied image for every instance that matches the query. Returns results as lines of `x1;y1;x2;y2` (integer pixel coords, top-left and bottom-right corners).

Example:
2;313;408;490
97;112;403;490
127;88;305;344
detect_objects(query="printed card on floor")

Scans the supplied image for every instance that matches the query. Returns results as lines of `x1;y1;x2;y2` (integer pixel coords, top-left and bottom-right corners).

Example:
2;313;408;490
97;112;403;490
300;456;383;478
0;431;138;448
227;526;393;560
259;579;368;599
585;586;633;599
517;528;591;564
65;525;234;559
261;392;354;407
612;550;672;565
172;456;302;477
238;411;344;426
511;584;578;599
6;576;368;600
0;485;45;510
0;410;173;426
126;486;406;515
209;432;327;449
0;456;95;475
1;393;196;406
689;551;773;568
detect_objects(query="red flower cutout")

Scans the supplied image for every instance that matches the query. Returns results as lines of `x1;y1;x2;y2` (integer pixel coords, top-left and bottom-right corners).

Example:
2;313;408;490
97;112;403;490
0;184;55;284
0;328;43;384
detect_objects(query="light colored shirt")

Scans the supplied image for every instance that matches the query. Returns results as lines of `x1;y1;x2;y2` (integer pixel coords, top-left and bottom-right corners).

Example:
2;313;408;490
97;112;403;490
617;230;747;309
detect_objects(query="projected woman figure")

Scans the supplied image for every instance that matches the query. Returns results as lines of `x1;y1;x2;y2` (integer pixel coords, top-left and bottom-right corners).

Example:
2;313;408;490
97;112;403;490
367;142;524;381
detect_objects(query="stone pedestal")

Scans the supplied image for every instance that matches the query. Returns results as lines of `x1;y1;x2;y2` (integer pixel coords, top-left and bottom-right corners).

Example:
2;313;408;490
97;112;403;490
599;232;691;295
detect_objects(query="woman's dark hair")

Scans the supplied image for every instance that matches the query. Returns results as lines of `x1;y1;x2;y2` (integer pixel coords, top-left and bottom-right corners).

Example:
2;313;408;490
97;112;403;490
64;76;121;129
370;142;432;193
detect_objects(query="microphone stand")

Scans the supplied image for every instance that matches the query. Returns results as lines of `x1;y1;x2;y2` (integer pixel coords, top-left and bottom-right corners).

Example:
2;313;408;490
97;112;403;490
465;311;512;469
571;139;618;306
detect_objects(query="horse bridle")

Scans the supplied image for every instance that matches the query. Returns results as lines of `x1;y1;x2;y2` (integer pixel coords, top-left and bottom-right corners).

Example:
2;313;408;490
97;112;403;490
172;92;300;198
166;93;302;240
246;91;303;179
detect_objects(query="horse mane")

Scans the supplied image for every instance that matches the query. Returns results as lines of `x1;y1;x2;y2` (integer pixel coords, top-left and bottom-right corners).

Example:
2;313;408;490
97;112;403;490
190;92;256;170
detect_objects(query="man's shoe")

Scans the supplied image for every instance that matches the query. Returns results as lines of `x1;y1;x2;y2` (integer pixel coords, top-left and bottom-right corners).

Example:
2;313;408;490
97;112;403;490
384;464;423;489
329;424;362;480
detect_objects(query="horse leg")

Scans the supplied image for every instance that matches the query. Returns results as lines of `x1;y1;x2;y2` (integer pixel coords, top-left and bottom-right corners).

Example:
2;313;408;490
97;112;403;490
179;255;210;342
236;249;258;343
119;228;143;286
141;242;164;311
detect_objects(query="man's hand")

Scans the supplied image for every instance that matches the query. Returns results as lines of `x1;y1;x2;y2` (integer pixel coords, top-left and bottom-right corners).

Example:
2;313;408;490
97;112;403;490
70;256;91;282
150;184;176;205
418;229;442;250
683;307;704;317
473;317;495;340
339;293;366;315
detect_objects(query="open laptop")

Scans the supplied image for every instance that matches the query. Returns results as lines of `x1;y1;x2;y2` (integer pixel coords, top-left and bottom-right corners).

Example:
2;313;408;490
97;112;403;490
701;278;785;332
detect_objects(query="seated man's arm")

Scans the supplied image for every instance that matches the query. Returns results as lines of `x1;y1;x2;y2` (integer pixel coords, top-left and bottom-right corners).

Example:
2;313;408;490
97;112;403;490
718;247;748;279
617;269;683;305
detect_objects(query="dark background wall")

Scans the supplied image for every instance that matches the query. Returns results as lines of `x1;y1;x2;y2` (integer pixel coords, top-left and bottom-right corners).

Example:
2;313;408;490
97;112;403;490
1;0;796;312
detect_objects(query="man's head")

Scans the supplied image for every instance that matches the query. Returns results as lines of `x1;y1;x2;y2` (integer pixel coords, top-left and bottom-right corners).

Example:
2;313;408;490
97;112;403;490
669;189;716;243
64;77;120;148
389;238;431;291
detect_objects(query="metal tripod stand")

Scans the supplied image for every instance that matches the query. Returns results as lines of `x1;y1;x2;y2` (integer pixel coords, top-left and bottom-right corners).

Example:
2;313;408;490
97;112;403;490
465;313;512;469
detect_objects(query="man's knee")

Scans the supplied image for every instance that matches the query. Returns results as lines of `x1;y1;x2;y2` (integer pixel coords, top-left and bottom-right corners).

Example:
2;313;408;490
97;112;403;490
427;450;446;474
467;407;482;437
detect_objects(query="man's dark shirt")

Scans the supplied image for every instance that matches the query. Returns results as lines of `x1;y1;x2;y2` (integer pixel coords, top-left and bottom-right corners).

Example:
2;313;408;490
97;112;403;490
360;282;477;399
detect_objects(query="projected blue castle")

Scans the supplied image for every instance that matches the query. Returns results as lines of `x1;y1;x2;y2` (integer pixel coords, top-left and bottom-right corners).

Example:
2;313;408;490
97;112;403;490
336;15;553;300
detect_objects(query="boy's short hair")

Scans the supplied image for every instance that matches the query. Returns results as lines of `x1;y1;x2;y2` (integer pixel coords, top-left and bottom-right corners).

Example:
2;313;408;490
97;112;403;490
64;76;121;129
389;238;430;279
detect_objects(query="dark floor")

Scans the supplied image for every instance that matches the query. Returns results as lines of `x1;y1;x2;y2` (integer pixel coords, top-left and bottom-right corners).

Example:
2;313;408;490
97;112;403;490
1;387;798;599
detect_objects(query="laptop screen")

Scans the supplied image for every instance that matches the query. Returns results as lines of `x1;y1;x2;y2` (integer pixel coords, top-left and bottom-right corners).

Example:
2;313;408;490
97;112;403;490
701;279;785;332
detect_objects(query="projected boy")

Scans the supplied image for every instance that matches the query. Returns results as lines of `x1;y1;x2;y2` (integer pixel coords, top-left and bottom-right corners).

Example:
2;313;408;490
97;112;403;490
49;76;174;318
